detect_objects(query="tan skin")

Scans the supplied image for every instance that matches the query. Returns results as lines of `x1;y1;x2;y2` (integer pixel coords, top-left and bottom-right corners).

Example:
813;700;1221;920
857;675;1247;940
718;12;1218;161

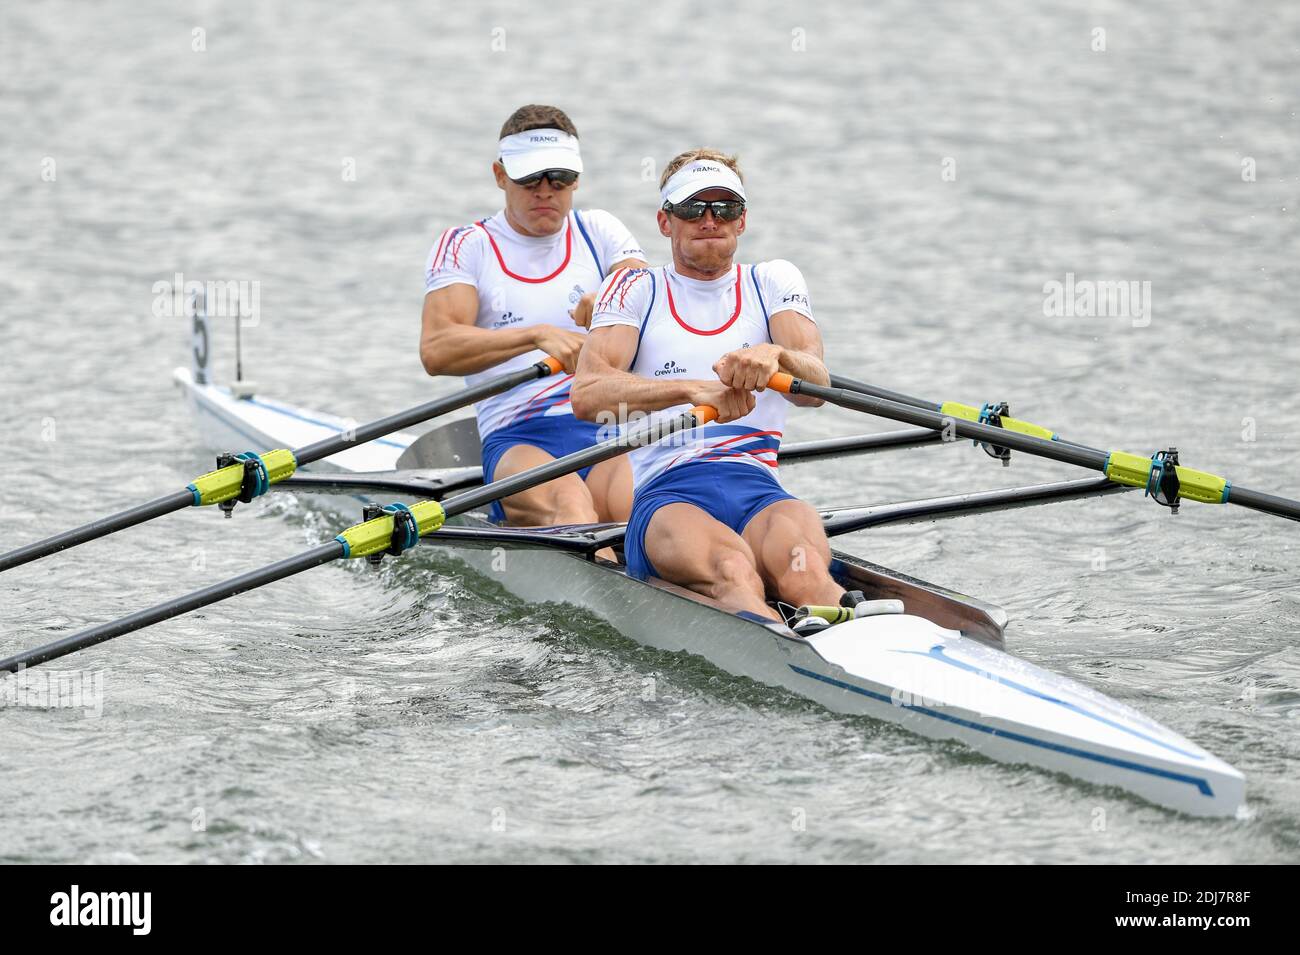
571;190;840;621
420;161;646;527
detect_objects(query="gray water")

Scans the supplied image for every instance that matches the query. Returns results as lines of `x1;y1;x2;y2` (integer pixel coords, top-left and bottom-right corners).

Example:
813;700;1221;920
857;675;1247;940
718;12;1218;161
1;0;1297;863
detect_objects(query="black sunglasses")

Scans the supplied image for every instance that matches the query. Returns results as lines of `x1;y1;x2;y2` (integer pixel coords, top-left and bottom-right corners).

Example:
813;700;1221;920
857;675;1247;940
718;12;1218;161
510;168;580;189
661;199;746;221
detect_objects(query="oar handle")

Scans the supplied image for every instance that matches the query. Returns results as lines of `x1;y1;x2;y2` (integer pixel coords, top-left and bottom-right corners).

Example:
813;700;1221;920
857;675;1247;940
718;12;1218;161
683;373;810;420
768;372;795;393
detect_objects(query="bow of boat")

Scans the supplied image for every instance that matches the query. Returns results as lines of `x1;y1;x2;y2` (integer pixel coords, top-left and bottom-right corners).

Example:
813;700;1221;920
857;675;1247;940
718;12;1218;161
800;615;1245;816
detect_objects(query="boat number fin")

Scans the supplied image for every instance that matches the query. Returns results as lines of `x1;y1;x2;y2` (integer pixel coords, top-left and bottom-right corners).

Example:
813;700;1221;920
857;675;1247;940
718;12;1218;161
191;289;210;384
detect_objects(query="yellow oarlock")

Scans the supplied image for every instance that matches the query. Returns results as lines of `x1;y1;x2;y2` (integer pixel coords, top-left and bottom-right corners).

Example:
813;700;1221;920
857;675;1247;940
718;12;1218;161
335;500;446;559
1103;451;1230;504
187;449;298;506
938;402;1058;441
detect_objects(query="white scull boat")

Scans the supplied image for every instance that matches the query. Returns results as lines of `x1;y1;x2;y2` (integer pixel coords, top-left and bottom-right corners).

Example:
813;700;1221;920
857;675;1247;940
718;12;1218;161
173;365;1246;818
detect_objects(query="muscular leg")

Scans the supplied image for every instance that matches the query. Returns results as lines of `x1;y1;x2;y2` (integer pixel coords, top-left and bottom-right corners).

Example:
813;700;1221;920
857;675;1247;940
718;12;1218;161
643;502;780;621
741;499;844;608
582;457;633;523
493;444;600;526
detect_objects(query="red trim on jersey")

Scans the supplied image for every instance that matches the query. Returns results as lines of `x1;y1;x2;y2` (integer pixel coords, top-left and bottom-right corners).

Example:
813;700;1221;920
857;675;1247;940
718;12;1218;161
663;429;782;471
476;218;572;283
665;265;743;335
517;375;575;420
447;226;474;269
597;268;648;310
430;228;454;272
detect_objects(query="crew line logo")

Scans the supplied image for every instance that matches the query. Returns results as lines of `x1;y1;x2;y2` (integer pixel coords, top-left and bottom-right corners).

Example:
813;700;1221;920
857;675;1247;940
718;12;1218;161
50;885;151;935
654;360;688;377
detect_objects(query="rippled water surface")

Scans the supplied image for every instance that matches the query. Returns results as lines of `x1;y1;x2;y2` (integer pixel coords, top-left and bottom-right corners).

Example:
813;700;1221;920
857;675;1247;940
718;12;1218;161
1;0;1298;863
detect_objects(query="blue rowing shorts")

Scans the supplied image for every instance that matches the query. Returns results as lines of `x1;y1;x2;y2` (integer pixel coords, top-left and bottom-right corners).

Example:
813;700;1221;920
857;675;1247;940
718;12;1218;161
624;461;795;580
479;413;604;523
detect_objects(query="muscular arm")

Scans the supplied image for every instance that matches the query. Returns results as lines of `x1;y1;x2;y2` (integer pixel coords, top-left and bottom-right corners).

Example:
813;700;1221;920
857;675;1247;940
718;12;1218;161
571;325;686;418
419;284;584;376
571;325;755;423
767;309;828;406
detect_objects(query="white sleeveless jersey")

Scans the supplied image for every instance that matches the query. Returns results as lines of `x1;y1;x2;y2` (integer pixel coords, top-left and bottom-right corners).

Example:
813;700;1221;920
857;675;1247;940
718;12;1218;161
589;261;816;490
424;209;643;438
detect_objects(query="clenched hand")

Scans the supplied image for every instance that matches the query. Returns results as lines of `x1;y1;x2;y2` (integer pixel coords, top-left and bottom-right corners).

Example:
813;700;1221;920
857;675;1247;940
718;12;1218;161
713;343;783;393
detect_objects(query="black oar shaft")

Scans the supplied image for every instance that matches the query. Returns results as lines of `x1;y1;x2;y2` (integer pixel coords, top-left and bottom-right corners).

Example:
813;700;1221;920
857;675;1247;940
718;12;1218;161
822;477;1128;537
0;490;195;573
795;379;1300;523
828;373;1102;454
781;428;944;462
439;410;706;518
0;543;343;673
827;373;941;412
799;381;1110;469
1227;486;1300;522
294;363;551;466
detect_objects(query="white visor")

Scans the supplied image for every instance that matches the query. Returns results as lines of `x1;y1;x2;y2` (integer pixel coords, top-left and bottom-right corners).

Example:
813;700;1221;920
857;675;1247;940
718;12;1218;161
660;160;747;205
498;128;584;179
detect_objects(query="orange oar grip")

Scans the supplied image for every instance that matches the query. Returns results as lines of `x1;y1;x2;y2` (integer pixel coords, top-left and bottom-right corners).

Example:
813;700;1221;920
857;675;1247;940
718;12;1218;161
540;356;564;375
689;405;719;425
767;372;795;393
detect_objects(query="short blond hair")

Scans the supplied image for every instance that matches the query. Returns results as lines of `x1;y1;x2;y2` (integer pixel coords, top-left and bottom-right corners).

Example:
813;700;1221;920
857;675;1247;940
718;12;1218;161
499;105;578;139
659;148;743;189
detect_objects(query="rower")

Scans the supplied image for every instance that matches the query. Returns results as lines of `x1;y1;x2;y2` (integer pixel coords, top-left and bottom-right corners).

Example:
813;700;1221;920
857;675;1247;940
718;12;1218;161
420;105;648;527
573;149;891;634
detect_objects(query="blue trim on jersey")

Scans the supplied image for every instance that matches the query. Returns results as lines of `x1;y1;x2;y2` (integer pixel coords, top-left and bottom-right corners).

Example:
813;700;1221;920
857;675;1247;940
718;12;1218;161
749;265;772;341
479;414;605;524
624;460;794;580
628;270;658;370
573;210;604;276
